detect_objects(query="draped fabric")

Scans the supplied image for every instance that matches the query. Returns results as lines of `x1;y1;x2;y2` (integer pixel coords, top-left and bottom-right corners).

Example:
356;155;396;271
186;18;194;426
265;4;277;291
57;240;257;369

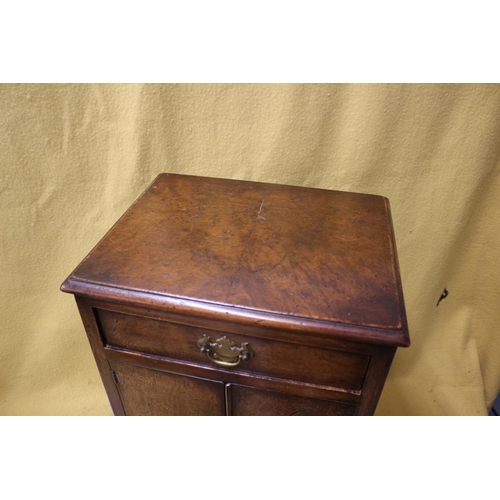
1;83;499;415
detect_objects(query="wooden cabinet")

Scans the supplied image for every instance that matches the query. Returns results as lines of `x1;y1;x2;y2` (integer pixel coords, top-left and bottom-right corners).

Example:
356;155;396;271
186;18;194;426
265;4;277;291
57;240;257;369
62;174;410;416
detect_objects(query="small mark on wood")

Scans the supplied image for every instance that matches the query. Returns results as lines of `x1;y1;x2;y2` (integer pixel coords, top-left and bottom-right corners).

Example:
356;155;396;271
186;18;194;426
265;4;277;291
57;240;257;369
256;195;266;220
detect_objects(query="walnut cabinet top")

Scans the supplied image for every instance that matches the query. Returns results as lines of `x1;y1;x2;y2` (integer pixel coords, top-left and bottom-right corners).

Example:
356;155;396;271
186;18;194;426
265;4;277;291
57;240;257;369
61;174;409;348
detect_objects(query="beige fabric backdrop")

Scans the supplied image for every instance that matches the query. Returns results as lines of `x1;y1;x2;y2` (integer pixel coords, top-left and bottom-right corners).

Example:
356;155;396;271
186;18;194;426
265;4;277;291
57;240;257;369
1;83;499;416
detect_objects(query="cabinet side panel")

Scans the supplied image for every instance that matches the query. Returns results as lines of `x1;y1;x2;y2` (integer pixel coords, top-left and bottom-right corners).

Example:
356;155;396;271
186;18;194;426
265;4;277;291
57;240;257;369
355;347;396;415
75;296;125;416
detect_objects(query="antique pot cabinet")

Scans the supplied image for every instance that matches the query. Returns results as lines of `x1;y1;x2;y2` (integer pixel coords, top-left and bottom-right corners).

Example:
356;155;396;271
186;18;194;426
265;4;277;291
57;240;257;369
61;174;409;416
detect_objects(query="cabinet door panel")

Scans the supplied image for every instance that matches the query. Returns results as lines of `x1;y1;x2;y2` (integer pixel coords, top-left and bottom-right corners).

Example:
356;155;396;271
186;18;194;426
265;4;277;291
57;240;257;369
228;384;356;416
109;360;225;416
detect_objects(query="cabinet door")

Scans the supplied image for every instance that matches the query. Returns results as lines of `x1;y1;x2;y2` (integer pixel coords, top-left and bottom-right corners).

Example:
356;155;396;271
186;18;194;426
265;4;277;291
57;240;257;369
227;383;356;416
108;360;225;416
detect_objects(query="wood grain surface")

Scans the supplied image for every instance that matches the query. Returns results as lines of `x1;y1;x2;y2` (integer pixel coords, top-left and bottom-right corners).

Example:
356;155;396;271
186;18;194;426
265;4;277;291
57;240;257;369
64;174;406;334
96;307;371;390
62;174;410;415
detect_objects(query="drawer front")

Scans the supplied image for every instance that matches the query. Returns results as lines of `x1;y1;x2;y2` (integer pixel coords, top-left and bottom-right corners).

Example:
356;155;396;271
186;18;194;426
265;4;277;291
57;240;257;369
228;384;356;416
96;308;370;391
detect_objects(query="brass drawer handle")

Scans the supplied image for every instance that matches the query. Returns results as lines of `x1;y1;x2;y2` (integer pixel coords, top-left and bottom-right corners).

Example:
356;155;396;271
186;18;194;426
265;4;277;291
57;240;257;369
197;334;254;367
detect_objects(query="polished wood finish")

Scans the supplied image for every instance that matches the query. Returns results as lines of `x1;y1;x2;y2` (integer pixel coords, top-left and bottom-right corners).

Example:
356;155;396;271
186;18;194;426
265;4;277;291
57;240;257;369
96;308;370;390
75;296;125;416
104;344;361;405
228;384;356;416
62;173;409;416
109;360;225;416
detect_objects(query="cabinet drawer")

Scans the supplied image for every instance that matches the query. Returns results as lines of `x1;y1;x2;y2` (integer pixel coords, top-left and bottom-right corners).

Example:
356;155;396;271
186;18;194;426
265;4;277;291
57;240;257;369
96;308;370;391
